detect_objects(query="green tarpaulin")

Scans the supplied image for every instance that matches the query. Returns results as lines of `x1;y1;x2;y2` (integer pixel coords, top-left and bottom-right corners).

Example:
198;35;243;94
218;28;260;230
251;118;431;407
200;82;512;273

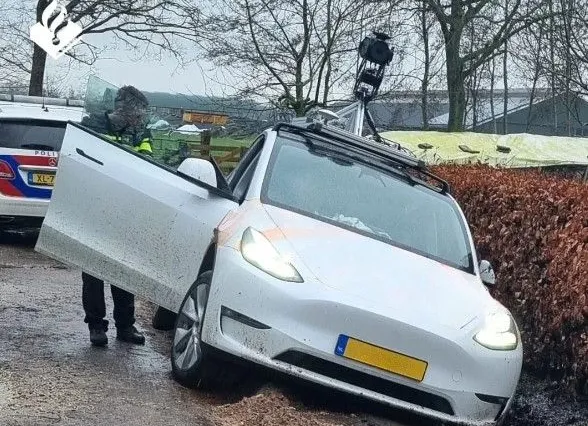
380;131;588;168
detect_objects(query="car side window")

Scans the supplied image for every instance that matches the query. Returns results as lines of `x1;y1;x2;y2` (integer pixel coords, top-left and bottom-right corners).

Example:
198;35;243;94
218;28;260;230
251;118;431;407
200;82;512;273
233;152;261;202
228;136;264;190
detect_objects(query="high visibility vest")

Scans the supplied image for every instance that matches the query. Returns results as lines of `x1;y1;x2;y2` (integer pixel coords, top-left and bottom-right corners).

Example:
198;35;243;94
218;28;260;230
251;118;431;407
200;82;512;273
135;138;153;155
104;134;153;156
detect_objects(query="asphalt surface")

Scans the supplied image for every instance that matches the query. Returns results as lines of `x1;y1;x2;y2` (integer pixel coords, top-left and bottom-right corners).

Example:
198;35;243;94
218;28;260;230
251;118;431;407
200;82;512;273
1;232;586;426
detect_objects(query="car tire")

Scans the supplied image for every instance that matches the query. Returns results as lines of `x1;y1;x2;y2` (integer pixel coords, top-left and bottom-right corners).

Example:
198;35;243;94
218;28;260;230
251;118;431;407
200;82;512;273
170;270;240;390
152;306;177;331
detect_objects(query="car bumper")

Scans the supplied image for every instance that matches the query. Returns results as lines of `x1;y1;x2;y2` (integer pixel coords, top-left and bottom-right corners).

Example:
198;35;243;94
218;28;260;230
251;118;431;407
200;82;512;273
0;195;48;219
202;246;522;426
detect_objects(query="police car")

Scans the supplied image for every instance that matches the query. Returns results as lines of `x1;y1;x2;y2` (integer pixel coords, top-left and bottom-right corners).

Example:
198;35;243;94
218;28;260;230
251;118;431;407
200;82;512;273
0;96;84;232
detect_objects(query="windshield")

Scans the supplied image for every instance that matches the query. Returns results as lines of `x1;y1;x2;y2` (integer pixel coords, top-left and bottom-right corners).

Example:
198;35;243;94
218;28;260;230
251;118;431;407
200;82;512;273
0;120;66;151
261;133;474;273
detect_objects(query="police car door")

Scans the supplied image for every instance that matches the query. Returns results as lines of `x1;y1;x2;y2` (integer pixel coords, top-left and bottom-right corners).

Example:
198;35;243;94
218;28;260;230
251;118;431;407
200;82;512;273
35;122;237;312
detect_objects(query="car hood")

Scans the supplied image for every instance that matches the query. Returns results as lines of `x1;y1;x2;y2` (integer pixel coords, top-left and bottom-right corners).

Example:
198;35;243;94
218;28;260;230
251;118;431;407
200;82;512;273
263;205;492;331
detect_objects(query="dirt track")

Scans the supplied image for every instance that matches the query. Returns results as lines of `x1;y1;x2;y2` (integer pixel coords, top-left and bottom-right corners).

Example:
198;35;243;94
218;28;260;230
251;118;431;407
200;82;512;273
0;233;586;426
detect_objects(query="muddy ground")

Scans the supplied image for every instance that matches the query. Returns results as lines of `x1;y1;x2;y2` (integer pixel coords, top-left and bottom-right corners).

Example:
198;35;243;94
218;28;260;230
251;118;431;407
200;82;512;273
0;233;586;426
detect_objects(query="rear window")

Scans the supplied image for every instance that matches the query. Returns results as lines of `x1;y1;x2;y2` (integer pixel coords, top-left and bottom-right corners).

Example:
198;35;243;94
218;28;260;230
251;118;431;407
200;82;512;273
0;120;66;151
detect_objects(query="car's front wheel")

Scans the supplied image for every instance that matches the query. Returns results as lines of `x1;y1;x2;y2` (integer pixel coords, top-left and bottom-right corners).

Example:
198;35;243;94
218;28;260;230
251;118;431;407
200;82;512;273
170;270;239;389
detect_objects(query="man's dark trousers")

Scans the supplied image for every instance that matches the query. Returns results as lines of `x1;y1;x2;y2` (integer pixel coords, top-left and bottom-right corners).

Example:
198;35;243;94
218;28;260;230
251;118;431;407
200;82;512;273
82;272;135;330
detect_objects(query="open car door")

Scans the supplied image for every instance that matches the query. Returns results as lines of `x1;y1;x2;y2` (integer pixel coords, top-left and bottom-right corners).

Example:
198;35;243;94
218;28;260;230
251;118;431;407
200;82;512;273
35;122;238;312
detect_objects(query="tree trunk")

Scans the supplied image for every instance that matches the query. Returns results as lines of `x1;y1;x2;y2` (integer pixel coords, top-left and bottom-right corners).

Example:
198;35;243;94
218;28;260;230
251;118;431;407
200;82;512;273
564;0;572;136
502;47;508;135
526;72;539;133
490;58;497;134
29;45;48;96
446;44;466;132
420;0;430;130
29;0;49;96
549;1;557;135
502;0;509;135
526;25;544;132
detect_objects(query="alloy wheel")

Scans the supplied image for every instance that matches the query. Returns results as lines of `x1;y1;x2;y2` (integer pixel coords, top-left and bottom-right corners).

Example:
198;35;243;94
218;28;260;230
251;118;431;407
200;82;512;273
172;283;209;371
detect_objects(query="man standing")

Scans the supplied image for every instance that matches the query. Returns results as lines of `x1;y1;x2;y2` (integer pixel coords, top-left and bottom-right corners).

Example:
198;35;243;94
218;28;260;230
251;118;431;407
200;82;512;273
80;85;153;346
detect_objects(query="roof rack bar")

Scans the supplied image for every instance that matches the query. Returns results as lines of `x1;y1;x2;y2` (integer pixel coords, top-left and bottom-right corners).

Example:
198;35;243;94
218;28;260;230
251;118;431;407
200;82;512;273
274;120;425;169
273;120;450;194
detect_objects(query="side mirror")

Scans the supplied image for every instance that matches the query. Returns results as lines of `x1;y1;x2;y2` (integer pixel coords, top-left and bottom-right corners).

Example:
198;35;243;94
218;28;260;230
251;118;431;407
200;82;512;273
479;260;496;286
177;158;217;187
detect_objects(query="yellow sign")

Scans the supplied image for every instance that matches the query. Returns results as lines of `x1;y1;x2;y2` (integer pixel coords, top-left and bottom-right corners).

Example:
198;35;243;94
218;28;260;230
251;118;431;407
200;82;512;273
183;110;228;125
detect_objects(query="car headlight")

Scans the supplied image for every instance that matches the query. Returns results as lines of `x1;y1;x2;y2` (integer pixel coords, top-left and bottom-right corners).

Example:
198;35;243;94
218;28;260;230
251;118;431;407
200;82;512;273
474;311;518;350
240;227;303;283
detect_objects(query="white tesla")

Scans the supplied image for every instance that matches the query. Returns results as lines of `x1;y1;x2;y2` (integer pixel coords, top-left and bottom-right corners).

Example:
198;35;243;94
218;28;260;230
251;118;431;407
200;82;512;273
36;120;522;426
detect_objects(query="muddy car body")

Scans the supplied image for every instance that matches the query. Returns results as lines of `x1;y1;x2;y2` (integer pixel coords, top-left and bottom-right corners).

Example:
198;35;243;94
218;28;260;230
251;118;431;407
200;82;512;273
36;120;522;426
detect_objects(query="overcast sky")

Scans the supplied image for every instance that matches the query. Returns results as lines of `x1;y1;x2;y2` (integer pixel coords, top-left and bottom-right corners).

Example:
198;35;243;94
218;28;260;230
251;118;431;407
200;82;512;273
44;32;225;97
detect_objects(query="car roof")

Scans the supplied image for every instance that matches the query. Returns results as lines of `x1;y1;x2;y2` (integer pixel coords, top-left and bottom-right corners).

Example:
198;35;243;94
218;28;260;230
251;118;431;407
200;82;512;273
0;102;84;123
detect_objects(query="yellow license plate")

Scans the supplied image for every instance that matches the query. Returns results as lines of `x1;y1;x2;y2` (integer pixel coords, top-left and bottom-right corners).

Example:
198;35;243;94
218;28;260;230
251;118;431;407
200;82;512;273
29;172;55;186
335;335;428;381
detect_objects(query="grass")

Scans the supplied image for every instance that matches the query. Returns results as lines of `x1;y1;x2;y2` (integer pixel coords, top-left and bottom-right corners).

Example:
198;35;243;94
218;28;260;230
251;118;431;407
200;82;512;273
212;136;255;148
151;131;255;150
150;132;255;172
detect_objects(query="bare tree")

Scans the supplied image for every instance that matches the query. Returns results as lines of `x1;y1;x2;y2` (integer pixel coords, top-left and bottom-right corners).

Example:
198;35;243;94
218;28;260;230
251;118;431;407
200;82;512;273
510;0;587;135
557;1;588;95
198;0;400;116
502;0;509;135
417;0;438;129
511;21;546;132
0;4;31;91
424;0;553;131
1;0;202;96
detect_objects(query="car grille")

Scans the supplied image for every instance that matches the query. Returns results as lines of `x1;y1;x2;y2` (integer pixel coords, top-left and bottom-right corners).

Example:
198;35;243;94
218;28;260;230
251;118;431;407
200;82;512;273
274;350;454;416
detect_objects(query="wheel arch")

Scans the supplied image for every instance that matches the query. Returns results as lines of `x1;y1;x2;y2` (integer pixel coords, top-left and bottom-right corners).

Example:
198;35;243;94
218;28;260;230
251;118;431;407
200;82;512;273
197;238;218;278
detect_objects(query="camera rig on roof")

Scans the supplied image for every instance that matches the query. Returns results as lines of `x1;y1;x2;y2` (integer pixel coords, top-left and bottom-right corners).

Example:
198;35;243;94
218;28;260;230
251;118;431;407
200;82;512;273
337;31;394;141
294;31;410;154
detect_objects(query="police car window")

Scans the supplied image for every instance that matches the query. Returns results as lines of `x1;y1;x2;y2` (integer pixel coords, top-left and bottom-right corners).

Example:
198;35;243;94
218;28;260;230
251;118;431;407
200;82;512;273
0;120;66;151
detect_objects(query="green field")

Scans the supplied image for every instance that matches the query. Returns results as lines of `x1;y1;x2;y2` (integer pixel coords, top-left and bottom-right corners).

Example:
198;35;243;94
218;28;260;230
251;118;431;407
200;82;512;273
210;136;255;148
150;132;255;171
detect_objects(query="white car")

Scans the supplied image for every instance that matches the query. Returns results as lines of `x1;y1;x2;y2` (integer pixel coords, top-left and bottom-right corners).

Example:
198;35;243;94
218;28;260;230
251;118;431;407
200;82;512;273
0;99;83;231
36;119;522;426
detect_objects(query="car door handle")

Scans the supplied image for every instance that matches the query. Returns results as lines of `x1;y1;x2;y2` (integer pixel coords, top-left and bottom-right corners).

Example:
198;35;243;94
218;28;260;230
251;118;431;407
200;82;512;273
76;148;104;166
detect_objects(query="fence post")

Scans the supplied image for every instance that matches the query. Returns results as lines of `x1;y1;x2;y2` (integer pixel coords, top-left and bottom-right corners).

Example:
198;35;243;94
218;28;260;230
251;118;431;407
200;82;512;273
200;130;211;160
201;130;211;146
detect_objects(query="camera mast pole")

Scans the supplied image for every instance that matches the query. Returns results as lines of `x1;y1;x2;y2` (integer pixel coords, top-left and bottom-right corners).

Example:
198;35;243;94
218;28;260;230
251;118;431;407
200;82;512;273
333;32;394;138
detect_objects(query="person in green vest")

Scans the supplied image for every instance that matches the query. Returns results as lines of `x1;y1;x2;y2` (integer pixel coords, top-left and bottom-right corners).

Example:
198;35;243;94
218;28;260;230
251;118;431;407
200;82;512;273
79;85;153;346
83;85;154;156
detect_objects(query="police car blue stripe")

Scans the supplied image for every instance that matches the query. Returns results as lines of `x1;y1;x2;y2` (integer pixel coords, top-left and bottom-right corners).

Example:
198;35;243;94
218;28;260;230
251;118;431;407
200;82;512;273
0;154;52;199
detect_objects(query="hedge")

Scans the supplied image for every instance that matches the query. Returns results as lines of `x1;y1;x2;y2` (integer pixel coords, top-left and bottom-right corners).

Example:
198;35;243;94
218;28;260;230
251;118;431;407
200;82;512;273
432;165;587;394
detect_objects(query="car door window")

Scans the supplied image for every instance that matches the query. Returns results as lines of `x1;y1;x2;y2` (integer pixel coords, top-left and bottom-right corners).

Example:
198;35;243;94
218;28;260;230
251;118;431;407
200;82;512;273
228;136;264;190
233;152;261;202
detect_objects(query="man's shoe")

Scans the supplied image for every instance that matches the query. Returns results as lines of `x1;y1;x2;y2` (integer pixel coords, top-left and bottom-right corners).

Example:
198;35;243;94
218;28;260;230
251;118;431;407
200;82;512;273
116;326;145;345
90;329;108;346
